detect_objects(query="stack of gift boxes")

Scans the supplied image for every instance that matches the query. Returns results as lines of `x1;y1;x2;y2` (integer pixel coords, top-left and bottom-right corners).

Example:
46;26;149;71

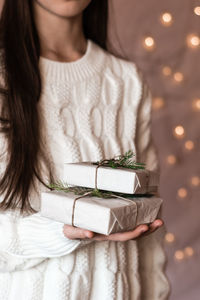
41;155;162;235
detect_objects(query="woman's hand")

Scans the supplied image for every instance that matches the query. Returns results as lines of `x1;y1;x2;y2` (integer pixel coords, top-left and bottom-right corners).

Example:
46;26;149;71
63;219;163;242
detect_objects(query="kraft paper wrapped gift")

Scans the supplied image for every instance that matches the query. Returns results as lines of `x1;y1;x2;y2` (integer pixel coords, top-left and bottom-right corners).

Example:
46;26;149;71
63;162;158;194
41;191;163;235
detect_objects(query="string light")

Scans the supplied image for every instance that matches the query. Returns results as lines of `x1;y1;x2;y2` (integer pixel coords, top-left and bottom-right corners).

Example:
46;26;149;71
177;187;188;199
192;98;200;111
138;7;199;265
143;36;155;50
184;140;194;151
160;12;173;26
190;176;200;186
165;232;175;243
152;97;165;110
173;125;185;138
162;66;172;76
184;247;194;257
166;155;177;165
173;72;184;83
186;34;200;48
194;6;200;16
174;250;185;261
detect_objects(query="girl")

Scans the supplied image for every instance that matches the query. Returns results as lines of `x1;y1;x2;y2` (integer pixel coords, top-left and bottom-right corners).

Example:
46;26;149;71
0;0;170;299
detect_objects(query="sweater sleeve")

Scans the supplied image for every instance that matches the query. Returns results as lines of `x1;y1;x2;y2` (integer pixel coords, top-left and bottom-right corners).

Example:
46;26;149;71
0;210;92;273
134;76;170;298
0;211;92;259
0;113;92;273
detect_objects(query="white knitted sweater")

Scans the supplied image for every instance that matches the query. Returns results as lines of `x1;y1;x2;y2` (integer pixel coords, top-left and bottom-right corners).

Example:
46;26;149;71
0;39;170;300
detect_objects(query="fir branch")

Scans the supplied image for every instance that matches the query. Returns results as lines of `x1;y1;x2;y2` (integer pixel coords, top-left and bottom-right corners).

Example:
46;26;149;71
48;182;92;195
48;182;118;198
94;150;145;170
47;182;153;199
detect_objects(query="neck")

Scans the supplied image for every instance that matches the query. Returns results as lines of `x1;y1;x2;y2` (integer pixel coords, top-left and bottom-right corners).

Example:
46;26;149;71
33;1;87;62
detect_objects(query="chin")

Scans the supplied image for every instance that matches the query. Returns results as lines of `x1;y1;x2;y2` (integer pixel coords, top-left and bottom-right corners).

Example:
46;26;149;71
39;0;92;17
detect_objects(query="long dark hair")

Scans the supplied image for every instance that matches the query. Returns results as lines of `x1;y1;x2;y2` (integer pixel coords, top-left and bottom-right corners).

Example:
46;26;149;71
0;0;108;213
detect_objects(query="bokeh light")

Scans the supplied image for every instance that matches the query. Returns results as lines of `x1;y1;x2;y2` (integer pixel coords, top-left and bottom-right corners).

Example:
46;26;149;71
190;176;200;186
192;98;200;111
173;125;185;138
160;12;173;26
162;66;172;76
184;247;194;257
174;250;185;261
165;232;175;243
152;97;165;110
194;6;200;16
187;34;200;48
184;140;194;151
177;187;188;198
143;36;155;50
173;72;184;83
167;155;177;165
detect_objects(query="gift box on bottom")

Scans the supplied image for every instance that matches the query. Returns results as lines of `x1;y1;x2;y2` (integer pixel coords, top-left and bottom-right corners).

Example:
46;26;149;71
41;191;163;235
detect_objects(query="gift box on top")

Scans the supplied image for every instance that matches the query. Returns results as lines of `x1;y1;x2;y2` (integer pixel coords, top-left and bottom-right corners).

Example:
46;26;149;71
41;190;162;235
63;162;159;195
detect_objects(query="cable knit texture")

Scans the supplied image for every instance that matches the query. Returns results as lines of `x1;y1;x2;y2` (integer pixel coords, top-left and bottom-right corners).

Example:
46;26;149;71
0;39;170;299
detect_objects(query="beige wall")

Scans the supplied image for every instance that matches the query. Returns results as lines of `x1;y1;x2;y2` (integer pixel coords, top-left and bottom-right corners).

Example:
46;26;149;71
108;1;200;300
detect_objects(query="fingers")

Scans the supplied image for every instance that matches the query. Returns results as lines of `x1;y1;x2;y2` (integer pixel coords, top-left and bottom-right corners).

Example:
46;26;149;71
151;219;163;229
141;219;164;237
148;219;163;232
106;219;164;241
63;224;95;240
93;224;149;242
109;224;149;241
63;219;164;241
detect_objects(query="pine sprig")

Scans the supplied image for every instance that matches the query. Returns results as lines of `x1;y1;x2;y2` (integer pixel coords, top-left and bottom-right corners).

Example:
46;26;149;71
48;182;90;195
48;182;153;199
48;182;113;198
94;150;145;170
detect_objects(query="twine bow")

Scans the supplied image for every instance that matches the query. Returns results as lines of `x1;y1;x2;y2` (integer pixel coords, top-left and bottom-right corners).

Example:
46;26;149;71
93;157;149;192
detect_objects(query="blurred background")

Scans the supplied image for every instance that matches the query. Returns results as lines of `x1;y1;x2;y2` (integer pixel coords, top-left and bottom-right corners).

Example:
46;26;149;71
108;0;200;299
0;0;199;299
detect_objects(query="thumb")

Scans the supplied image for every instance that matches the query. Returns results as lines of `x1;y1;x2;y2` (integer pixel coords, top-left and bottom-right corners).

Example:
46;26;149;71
63;225;94;239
